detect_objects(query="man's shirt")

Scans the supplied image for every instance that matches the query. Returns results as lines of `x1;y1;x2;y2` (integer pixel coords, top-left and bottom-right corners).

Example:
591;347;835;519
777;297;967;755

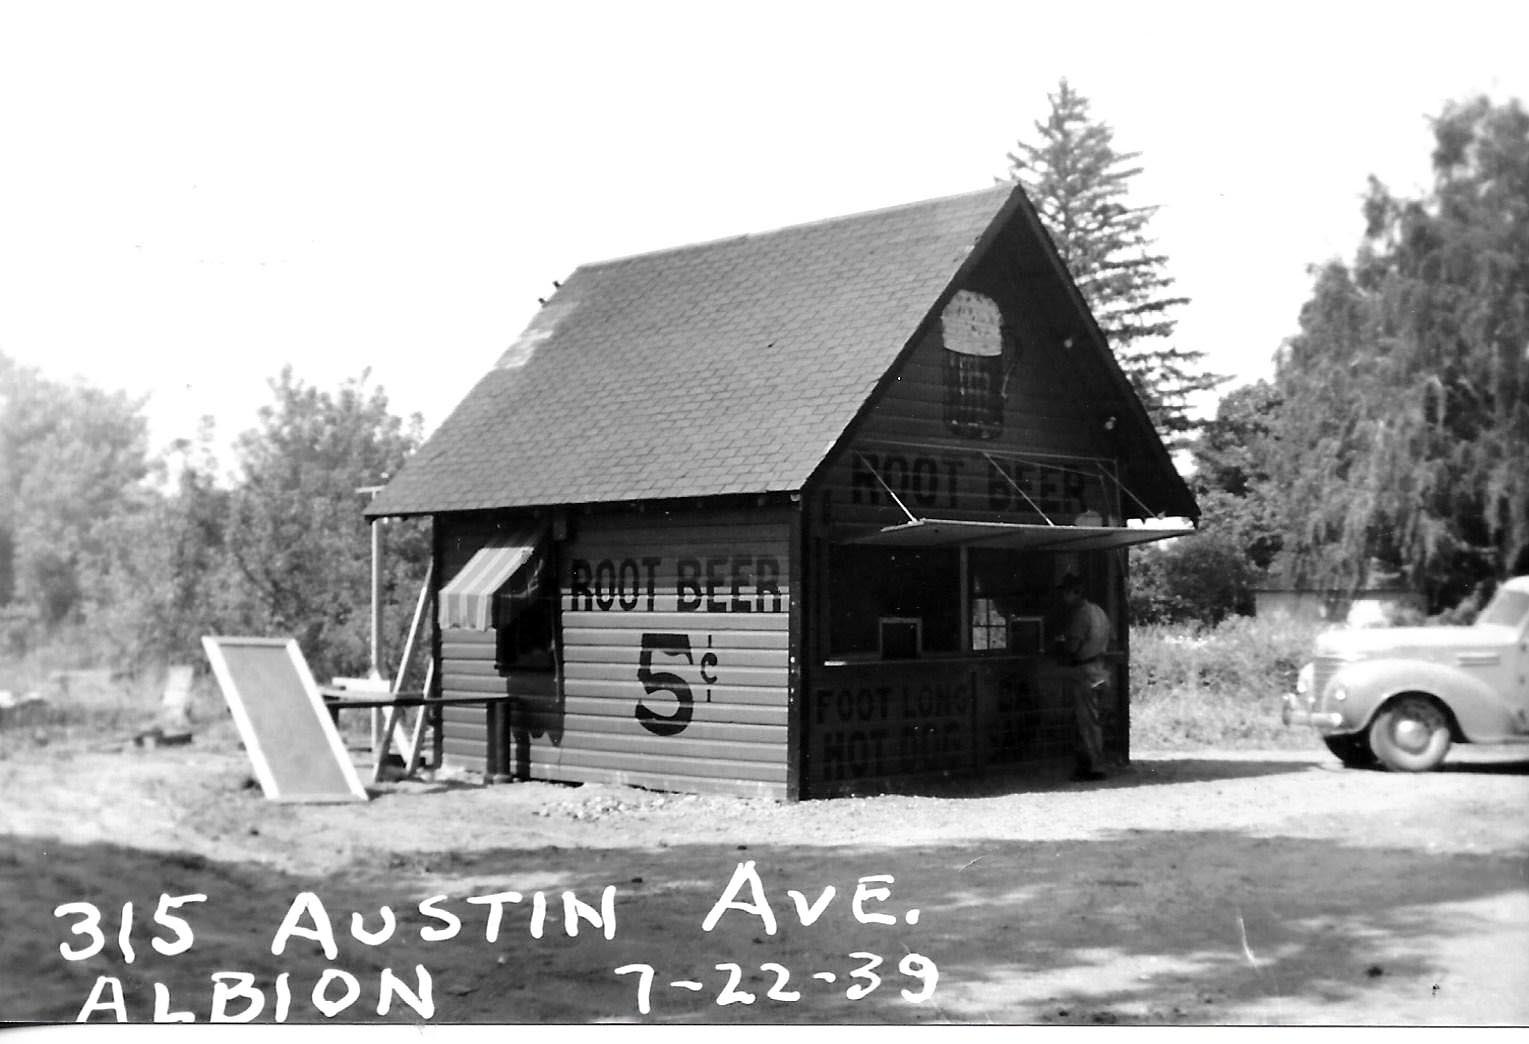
1064;599;1112;663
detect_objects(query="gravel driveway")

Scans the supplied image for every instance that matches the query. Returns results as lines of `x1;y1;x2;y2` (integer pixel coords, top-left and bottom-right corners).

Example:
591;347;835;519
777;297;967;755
2;729;1526;1024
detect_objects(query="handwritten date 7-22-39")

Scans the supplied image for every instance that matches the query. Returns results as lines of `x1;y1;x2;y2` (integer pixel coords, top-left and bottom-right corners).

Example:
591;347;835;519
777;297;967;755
614;952;938;1014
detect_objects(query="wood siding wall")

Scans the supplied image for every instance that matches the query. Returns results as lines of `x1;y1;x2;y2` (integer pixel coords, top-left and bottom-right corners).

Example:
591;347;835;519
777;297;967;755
814;333;1122;534
550;507;794;799
813;220;1129;536
800;220;1135;794
433;505;795;797
438;628;494;774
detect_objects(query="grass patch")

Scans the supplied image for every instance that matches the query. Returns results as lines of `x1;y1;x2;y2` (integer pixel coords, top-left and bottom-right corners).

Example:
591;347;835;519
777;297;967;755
7;616;1338;757
0;631;379;755
0;628;221;744
1130;615;1327;749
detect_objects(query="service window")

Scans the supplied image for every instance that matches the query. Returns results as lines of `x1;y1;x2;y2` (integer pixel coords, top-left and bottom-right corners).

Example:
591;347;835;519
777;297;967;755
494;554;557;673
966;548;1055;654
827;546;959;659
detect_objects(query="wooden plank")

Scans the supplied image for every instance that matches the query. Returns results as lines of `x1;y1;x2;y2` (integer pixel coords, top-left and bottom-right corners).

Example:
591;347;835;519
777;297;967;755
535;761;786;800
440;718;489;739
574;514;792;541
561;694;787;727
562;661;788;688
440;674;554;696
439;707;489;725
402;659;436;777
547;731;785;767
573;528;791;551
371;703;408;783
535;747;789;784
533;760;785;800
542;713;784;746
562;611;789;633
563;625;789;648
440;658;503;677
569;546;791;569
559;594;791;615
440;674;509;694
566;678;786;707
562;645;785;669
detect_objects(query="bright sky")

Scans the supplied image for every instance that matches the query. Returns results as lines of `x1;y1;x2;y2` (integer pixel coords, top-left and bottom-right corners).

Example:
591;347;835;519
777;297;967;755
2;1;1525;472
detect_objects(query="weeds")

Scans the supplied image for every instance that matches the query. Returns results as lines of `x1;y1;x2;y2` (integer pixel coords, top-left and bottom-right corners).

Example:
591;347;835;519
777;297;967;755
1130;615;1328;749
7;616;1337;754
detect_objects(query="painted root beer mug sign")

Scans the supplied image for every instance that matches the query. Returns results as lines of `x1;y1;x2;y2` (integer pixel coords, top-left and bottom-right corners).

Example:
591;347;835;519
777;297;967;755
940;289;1011;440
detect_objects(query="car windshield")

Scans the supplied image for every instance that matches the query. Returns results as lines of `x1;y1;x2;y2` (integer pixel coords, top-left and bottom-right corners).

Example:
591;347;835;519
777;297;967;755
1478;589;1529;628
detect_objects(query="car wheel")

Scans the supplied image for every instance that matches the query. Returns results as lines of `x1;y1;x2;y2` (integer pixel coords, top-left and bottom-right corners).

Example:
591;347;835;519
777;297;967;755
1368;695;1451;772
1322;733;1375;768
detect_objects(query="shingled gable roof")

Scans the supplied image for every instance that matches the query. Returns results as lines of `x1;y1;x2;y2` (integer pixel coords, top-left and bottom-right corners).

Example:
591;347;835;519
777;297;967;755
367;183;1191;519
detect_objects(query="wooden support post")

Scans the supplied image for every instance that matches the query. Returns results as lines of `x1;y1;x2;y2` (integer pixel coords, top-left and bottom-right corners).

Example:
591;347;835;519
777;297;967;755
403;659;436;777
392;562;434;697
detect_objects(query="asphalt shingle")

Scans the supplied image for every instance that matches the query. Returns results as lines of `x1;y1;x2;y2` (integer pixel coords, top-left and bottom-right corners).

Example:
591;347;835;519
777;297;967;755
367;184;1022;517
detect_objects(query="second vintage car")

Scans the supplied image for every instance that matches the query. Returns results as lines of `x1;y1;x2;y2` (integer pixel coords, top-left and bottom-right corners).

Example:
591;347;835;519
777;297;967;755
1282;575;1529;771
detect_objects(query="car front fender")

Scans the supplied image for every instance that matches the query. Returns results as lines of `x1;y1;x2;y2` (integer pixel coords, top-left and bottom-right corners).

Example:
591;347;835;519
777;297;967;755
1324;658;1513;740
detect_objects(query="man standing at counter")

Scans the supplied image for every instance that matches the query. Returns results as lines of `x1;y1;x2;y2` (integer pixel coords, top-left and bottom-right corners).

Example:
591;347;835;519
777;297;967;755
1056;574;1113;782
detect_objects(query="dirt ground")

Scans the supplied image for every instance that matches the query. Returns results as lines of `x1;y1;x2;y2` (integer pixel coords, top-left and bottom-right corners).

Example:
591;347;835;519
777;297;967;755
2;716;1526;1027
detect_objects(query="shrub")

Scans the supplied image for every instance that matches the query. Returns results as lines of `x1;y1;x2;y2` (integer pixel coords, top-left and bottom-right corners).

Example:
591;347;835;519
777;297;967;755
1129;615;1325;748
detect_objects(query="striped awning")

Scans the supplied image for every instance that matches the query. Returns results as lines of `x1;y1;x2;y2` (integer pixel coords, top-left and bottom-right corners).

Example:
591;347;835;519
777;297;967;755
438;525;544;631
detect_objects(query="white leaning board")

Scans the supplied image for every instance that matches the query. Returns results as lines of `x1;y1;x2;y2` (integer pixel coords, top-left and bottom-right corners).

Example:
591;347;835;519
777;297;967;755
201;636;368;803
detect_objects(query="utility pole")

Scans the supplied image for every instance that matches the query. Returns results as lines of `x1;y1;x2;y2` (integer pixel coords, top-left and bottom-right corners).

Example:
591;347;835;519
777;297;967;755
357;484;386;754
357;485;386;681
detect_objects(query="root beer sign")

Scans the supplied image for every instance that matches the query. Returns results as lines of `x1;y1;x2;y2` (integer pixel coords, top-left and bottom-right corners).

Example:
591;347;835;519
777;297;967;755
567;555;784;737
568;557;782;615
837;442;1106;523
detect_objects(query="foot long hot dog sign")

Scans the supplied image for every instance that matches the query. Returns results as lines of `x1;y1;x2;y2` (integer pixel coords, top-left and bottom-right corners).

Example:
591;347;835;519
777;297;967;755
566;553;785;737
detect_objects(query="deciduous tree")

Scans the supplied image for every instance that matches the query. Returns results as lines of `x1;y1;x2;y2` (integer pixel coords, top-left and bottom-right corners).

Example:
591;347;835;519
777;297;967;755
1269;96;1529;610
222;367;429;679
1190;380;1284;573
82;420;232;669
0;352;152;644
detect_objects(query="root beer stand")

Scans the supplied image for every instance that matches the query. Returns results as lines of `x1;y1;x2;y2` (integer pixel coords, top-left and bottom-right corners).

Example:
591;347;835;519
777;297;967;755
365;184;1197;800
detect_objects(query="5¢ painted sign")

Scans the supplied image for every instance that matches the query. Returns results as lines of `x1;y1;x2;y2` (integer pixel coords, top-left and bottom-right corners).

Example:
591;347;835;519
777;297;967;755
568;555;784;737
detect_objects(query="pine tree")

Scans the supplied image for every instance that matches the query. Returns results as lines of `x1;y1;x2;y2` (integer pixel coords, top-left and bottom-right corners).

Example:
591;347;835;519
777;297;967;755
1002;79;1222;445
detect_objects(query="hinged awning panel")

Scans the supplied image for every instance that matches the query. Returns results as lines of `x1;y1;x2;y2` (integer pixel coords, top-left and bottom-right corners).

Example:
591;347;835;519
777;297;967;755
438;524;544;631
840;518;1194;551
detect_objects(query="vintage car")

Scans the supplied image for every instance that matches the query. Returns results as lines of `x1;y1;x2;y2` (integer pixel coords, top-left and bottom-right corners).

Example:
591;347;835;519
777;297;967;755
1282;575;1529;771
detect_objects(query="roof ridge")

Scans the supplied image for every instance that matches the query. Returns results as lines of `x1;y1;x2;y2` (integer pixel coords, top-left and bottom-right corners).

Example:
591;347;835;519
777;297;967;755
573;182;1018;273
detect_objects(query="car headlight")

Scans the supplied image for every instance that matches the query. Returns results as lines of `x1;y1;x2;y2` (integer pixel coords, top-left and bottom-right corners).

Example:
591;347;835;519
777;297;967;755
1296;663;1313;696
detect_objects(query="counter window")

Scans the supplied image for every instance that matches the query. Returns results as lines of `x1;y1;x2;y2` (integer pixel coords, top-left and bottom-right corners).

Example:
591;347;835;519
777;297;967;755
828;546;959;659
967;548;1056;655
